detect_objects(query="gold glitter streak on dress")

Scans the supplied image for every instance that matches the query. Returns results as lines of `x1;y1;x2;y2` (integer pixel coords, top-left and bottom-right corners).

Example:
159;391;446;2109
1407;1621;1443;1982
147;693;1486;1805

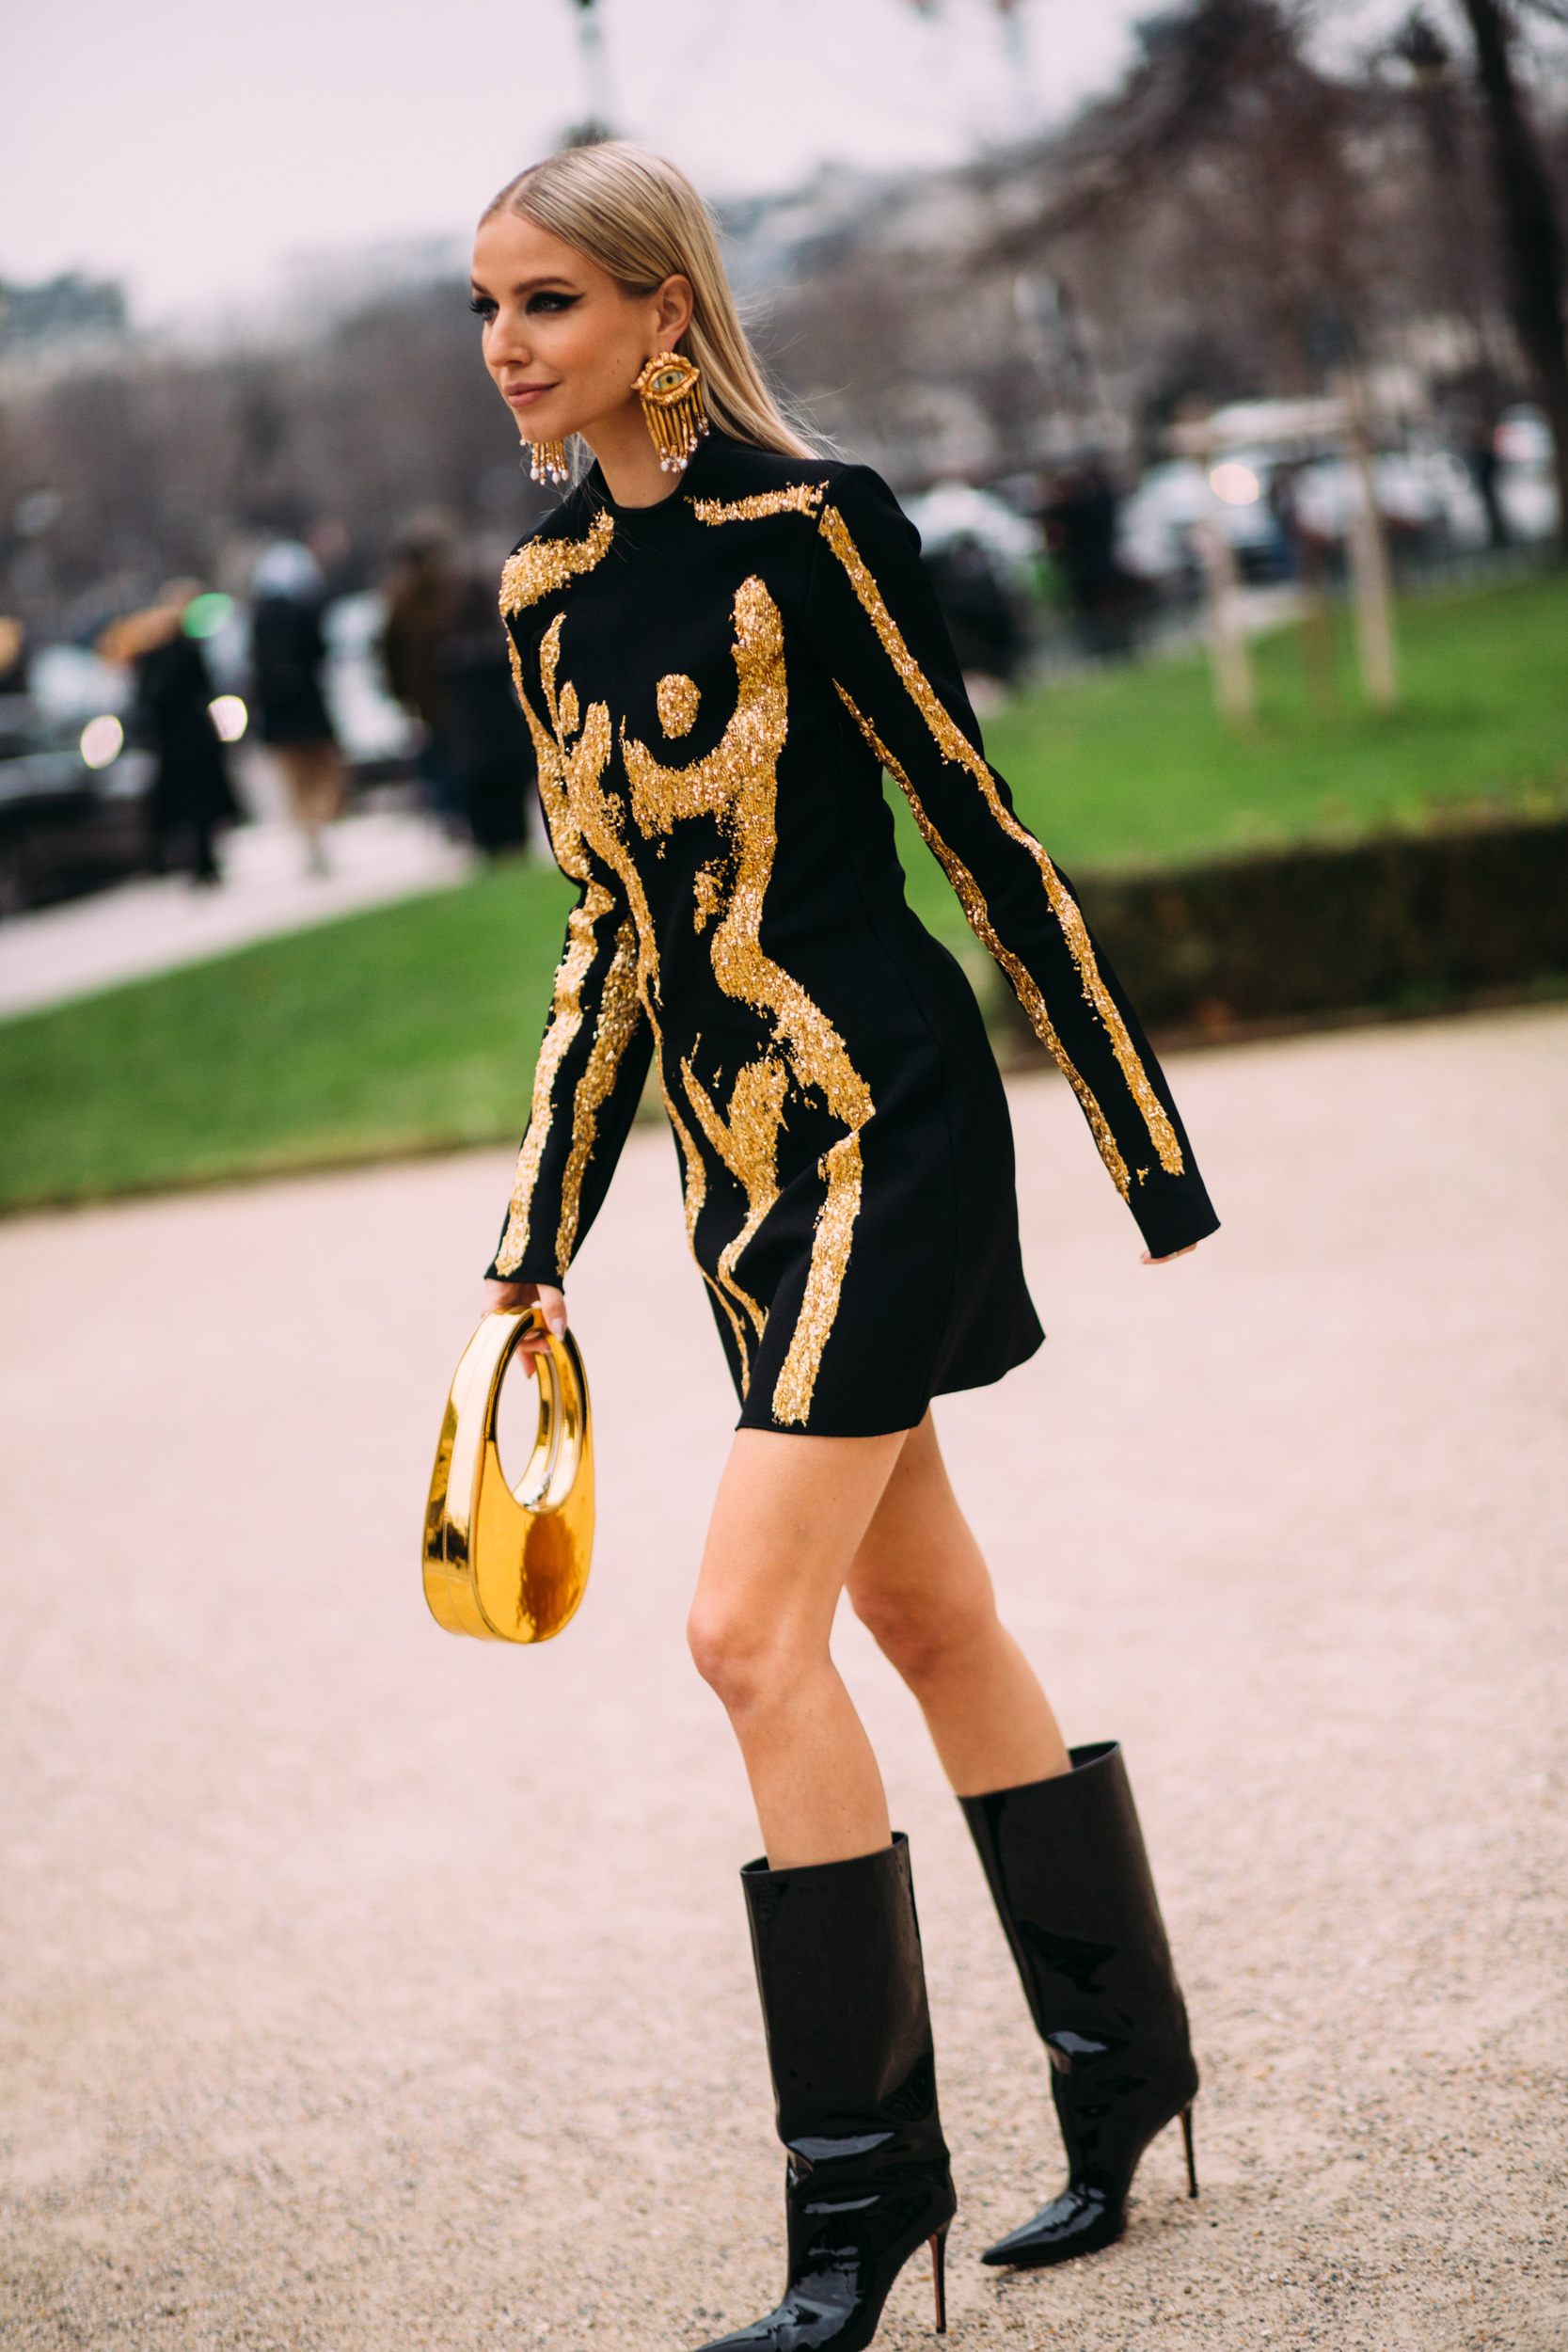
692;484;827;526
624;577;876;1426
499;509;614;616
817;501;1183;1177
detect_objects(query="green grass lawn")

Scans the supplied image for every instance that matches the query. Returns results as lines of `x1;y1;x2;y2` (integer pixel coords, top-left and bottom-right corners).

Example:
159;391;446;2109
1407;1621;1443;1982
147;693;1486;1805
4;572;1564;1214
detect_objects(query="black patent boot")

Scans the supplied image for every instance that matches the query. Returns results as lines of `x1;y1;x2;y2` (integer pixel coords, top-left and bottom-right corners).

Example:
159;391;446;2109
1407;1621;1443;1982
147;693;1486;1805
961;1741;1199;2269
695;1834;956;2352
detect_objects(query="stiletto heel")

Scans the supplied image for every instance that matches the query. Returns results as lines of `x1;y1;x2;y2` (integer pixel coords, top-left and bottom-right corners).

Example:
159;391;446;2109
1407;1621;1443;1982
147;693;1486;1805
1180;2103;1198;2198
930;2225;949;2334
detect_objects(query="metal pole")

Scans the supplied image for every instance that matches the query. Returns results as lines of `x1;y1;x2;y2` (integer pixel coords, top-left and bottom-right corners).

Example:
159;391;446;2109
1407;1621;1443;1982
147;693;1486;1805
1193;503;1255;723
1345;384;1400;711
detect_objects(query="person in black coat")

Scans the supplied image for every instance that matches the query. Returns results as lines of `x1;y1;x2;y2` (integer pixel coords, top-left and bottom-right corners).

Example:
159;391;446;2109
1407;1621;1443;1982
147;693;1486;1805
250;542;343;876
106;589;238;884
438;568;537;852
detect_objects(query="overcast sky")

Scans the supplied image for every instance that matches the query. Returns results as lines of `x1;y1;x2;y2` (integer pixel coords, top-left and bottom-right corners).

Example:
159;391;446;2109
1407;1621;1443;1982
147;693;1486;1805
0;0;1158;327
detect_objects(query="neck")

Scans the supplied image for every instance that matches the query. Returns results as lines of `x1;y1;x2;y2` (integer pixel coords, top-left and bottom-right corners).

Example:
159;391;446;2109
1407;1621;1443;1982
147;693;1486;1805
580;393;684;509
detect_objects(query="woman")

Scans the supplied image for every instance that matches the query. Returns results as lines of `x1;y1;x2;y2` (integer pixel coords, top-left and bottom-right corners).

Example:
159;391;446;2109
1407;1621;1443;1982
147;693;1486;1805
102;583;238;885
470;144;1217;2352
249;540;344;876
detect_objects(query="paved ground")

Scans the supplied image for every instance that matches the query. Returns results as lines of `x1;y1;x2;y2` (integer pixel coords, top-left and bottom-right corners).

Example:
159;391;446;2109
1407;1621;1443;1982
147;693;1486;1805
1;1008;1563;2352
0;809;473;1018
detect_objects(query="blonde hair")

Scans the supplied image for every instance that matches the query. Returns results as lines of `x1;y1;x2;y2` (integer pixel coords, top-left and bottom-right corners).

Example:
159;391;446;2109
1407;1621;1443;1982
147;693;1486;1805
483;142;821;461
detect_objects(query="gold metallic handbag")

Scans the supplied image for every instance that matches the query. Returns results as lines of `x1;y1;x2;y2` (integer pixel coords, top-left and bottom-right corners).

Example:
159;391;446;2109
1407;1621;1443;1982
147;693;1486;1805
422;1307;594;1643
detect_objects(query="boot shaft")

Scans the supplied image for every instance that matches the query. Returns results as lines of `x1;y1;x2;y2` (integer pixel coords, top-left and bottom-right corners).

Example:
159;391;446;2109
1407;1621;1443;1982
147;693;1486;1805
740;1835;947;2162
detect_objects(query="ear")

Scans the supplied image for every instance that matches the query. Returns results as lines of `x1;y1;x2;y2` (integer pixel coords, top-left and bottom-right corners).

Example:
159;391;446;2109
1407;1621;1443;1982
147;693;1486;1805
653;273;695;349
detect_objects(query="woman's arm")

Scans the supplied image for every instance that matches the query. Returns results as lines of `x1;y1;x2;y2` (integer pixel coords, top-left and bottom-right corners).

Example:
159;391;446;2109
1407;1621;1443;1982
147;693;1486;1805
484;864;654;1298
802;466;1218;1263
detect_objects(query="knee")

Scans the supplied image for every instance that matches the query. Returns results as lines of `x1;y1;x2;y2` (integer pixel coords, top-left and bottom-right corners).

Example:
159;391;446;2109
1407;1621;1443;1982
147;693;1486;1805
687;1598;784;1718
850;1585;994;1688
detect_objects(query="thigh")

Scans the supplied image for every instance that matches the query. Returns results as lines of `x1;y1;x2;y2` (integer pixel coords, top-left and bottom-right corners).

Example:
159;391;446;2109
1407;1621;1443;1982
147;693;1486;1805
846;1412;997;1631
692;1424;910;1661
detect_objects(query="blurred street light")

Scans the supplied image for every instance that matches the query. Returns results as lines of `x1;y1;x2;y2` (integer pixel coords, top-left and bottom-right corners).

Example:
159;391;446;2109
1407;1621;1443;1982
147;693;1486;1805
79;714;123;769
209;695;248;743
1210;462;1262;505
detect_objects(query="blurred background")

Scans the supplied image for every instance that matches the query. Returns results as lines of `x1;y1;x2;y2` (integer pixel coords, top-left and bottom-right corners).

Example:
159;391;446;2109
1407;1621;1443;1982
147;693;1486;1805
1;0;1565;1200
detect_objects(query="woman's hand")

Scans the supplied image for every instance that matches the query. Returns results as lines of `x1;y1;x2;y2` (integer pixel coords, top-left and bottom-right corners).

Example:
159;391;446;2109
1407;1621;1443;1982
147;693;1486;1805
480;1279;568;1378
1140;1244;1198;1265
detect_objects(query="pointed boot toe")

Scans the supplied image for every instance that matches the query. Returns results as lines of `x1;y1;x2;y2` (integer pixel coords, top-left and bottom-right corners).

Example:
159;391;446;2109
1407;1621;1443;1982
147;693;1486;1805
979;2182;1122;2267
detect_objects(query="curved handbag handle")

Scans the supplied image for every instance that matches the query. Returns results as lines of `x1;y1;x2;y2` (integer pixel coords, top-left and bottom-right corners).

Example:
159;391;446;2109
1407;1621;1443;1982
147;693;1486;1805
422;1306;595;1643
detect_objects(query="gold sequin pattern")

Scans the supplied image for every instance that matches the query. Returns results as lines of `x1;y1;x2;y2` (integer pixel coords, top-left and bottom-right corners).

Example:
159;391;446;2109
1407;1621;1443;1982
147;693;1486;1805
499;510;614;615
682;1051;788;1340
624;577;875;1423
837;686;1131;1200
773;1132;863;1428
657;673;700;737
692;484;826;526
520;612;754;1372
819;501;1183;1177
494;616;616;1277
555;918;643;1269
692;865;724;931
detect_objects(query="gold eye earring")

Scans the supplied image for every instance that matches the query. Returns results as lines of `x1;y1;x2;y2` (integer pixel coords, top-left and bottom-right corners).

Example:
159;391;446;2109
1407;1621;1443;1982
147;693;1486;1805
633;352;709;473
523;436;570;487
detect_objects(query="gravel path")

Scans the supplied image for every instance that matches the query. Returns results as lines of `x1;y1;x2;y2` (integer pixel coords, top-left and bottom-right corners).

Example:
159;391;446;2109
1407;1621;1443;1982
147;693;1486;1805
2;1008;1563;2351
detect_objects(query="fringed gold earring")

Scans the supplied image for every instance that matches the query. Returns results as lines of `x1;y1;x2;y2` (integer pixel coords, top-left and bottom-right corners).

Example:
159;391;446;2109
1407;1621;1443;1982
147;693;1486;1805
632;353;709;473
524;437;570;487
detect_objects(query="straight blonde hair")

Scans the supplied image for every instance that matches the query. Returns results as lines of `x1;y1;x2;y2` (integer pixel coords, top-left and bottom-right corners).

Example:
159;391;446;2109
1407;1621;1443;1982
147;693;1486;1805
483;143;822;461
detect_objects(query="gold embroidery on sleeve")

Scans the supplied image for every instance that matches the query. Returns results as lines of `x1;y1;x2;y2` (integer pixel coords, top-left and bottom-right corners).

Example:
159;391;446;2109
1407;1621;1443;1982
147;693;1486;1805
692;484;826;525
819;501;1183;1176
625;577;875;1425
836;686;1131;1200
657;673;700;737
499;509;614;616
556;918;643;1267
494;617;615;1278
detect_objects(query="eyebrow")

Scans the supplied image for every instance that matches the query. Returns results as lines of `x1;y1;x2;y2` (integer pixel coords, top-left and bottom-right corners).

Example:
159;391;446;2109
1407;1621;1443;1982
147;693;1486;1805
468;274;583;297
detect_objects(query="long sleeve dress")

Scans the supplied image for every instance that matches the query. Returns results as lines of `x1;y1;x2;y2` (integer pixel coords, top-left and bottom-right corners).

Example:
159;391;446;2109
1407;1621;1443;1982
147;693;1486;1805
487;435;1219;1438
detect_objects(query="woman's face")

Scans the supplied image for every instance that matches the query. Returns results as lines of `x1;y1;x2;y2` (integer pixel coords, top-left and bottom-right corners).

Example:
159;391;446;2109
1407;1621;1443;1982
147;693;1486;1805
470;211;693;452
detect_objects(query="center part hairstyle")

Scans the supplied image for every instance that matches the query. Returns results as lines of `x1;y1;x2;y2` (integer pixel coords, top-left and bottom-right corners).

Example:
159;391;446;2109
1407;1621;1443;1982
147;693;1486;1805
483;142;822;462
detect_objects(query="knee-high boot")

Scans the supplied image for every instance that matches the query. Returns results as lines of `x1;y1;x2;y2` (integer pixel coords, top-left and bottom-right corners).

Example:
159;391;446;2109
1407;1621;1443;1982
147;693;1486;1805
960;1740;1198;2268
696;1835;956;2352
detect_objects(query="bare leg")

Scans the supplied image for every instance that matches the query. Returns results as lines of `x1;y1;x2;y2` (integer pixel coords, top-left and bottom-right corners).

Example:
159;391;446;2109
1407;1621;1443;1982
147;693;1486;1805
847;1412;1069;1796
687;1426;909;1867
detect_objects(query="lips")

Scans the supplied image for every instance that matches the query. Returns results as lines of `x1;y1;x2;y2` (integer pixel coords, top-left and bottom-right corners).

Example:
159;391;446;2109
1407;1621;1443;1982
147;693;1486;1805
505;381;559;408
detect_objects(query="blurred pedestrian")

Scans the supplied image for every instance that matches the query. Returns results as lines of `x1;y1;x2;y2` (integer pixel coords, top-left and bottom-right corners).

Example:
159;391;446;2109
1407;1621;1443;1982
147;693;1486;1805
381;532;464;832
438;569;535;854
250;541;344;878
920;532;1027;682
470;142;1218;2352
1040;459;1140;658
102;584;238;886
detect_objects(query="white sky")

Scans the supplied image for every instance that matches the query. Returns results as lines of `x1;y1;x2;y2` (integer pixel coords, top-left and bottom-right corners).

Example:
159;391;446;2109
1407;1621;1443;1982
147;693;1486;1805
0;0;1151;327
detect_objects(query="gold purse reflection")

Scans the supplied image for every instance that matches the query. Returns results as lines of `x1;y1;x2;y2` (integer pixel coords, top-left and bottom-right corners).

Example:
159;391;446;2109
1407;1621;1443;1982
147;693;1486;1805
422;1307;594;1643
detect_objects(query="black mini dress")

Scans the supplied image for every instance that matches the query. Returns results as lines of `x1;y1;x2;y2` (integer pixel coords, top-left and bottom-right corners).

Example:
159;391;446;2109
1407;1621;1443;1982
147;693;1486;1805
486;436;1218;1437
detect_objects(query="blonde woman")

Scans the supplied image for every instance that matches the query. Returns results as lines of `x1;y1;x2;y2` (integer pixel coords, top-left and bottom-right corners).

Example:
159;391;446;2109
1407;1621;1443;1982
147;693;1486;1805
471;143;1215;2352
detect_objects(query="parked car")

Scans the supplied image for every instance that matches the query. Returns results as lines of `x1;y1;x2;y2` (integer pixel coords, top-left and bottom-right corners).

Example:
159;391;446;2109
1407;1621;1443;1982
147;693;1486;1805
0;683;154;916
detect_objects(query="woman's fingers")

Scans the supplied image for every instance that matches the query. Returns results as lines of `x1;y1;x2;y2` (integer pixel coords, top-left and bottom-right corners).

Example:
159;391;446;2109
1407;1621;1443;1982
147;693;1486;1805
1140;1243;1197;1265
475;1279;569;1377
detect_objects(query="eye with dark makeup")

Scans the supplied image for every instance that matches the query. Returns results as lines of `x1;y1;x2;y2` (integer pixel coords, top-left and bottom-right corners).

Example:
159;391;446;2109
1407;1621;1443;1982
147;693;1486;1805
468;288;583;325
